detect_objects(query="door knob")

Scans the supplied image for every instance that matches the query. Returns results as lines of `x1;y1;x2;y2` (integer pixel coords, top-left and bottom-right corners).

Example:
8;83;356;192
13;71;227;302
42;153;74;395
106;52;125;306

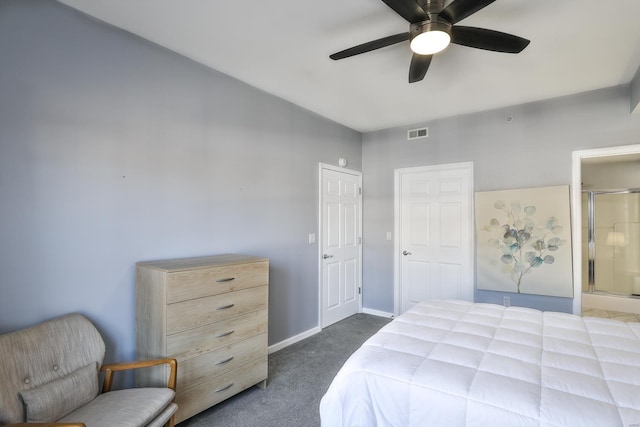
323;254;333;259
403;251;412;256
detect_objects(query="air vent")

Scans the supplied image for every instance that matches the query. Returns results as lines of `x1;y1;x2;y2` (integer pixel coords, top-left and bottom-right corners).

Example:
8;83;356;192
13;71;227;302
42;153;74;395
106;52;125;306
407;127;428;140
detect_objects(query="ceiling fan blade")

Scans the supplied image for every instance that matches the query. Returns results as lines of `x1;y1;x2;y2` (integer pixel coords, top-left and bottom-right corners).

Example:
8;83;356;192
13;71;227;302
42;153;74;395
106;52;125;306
440;0;496;24
381;0;427;23
451;26;530;53
409;53;432;83
330;33;410;60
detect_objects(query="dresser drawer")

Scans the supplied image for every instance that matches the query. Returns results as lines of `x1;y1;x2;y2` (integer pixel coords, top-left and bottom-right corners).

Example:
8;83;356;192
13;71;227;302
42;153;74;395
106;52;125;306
167;309;268;361
176;333;267;392
167;285;267;335
167;261;268;304
174;356;267;424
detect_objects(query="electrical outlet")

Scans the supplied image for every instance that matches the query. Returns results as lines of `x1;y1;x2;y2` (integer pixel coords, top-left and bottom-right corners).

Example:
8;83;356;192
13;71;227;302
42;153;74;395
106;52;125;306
503;296;510;307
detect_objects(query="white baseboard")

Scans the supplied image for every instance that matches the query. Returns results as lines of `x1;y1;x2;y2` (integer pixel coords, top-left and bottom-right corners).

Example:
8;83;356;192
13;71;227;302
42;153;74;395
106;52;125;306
268;309;394;354
362;308;395;318
268;325;321;354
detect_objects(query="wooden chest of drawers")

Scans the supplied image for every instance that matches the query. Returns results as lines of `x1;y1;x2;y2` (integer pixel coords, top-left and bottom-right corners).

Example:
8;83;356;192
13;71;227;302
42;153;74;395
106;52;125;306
135;254;268;423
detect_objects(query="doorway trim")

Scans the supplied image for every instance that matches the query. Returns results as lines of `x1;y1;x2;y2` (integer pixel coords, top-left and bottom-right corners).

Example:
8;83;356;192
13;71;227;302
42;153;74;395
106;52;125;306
393;162;475;316
318;162;363;329
571;144;640;315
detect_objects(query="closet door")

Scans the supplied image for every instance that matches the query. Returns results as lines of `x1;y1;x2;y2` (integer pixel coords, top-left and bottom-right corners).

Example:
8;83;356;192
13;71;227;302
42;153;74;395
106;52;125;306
395;163;474;314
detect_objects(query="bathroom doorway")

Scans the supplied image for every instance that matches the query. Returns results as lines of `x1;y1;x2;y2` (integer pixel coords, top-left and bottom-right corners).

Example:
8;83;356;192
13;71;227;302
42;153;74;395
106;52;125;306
572;144;640;317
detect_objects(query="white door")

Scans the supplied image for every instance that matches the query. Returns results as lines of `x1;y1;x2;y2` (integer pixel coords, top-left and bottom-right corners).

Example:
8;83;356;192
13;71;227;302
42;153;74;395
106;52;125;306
320;164;362;328
394;163;474;315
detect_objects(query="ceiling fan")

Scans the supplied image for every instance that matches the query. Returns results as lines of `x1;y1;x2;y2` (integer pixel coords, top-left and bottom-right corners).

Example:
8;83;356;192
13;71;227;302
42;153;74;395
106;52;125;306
330;0;530;83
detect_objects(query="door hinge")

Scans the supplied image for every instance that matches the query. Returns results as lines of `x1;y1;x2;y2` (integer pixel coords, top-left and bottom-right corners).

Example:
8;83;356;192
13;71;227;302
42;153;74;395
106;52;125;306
358;237;362;245
358;187;362;195
359;287;362;295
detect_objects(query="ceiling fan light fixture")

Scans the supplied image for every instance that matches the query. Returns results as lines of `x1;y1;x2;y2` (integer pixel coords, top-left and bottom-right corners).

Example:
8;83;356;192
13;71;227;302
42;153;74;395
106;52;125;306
410;20;451;55
329;0;531;83
410;30;450;55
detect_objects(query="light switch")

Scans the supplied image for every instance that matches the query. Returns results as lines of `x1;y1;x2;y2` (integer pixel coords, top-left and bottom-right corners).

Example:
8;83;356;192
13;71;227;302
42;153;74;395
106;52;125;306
308;233;316;244
386;232;392;241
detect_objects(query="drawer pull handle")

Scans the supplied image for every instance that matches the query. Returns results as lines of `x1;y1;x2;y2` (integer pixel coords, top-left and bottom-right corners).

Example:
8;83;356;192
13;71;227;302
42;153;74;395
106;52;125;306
214;382;234;393
216;277;235;283
215;356;234;366
216;303;235;311
216;330;235;338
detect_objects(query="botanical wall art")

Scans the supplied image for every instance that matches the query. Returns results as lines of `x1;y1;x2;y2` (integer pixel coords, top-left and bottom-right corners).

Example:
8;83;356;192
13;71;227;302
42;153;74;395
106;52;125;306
475;185;573;297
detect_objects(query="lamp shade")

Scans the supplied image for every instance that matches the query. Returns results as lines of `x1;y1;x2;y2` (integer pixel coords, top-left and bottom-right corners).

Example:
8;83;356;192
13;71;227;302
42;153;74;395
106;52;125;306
606;231;626;247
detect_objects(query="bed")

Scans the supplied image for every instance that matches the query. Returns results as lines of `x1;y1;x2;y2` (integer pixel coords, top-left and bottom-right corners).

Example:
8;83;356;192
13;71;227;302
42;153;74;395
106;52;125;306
320;299;640;426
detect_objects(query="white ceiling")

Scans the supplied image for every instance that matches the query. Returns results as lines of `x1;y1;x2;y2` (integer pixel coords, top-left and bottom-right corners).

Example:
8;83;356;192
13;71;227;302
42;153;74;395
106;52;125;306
58;0;640;133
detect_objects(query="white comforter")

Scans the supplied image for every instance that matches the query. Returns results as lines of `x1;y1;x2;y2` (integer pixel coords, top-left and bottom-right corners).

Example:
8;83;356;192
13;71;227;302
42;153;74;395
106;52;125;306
320;299;640;426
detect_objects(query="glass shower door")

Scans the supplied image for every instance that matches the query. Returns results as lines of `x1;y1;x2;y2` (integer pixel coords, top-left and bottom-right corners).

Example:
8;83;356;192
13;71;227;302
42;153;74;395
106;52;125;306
591;192;640;295
612;221;640;294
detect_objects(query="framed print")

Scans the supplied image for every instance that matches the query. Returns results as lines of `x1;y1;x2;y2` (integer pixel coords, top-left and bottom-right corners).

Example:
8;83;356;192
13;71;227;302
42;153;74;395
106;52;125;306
475;185;573;297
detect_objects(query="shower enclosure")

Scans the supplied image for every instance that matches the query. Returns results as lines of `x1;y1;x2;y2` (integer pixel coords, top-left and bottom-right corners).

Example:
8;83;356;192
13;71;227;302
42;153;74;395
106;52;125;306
582;189;640;297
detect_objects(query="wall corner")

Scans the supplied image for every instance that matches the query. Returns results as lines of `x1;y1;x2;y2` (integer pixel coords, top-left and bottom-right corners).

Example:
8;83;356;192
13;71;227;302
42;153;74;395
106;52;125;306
631;65;640;114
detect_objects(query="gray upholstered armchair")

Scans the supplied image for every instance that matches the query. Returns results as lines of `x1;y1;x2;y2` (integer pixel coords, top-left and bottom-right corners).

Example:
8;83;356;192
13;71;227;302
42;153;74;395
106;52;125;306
0;313;177;427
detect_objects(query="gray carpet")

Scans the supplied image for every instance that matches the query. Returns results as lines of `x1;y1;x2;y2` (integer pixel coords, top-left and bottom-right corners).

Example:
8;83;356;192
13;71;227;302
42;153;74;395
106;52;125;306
178;313;392;427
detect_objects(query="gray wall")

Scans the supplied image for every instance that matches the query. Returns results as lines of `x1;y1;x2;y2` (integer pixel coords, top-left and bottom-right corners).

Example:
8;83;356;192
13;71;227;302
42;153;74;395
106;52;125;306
0;1;361;363
362;85;640;314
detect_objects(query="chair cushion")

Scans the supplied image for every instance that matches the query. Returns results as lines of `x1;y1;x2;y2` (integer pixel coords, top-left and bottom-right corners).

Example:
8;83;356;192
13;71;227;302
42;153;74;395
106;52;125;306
57;387;176;427
19;362;99;422
0;313;105;424
144;402;179;427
